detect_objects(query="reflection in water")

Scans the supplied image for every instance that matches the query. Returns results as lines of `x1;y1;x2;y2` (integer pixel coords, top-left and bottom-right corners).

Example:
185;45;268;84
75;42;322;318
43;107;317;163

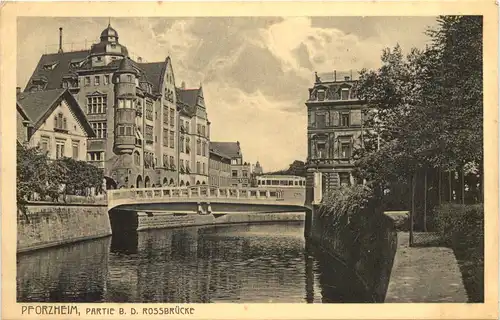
17;222;373;303
17;237;111;302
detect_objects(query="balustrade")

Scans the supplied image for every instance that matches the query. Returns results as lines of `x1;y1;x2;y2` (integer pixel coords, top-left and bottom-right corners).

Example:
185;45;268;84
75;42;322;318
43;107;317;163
108;185;304;204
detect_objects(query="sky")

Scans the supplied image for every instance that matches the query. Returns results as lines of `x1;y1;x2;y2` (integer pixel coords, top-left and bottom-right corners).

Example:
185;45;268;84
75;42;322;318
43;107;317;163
17;16;437;171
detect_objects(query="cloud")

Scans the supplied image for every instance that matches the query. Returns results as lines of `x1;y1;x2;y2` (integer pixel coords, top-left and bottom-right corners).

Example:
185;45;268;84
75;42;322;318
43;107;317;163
204;82;307;171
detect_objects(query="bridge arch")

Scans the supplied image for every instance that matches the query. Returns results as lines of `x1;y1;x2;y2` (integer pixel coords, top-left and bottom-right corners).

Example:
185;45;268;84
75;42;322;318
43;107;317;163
136;175;143;188
145;176;151;188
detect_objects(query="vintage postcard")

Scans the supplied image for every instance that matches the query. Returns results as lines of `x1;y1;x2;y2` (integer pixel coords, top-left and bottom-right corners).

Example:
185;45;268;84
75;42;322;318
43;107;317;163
1;1;498;319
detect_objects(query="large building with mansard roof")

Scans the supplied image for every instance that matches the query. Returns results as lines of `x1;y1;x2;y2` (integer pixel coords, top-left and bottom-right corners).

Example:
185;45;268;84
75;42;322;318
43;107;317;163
305;71;367;197
24;23;211;189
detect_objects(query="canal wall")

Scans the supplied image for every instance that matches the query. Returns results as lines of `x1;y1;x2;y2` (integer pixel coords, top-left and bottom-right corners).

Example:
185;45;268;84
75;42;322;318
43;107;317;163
308;205;398;302
17;203;112;253
109;210;305;232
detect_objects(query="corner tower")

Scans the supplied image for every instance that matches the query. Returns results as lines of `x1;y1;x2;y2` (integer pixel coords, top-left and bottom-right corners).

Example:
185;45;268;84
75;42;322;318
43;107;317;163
113;57;137;155
90;23;129;67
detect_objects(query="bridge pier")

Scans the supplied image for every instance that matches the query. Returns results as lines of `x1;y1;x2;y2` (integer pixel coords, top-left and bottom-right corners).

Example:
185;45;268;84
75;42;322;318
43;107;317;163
304;171;322;239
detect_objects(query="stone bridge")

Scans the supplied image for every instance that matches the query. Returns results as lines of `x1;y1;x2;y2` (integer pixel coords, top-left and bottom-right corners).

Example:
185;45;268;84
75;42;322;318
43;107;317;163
108;185;309;214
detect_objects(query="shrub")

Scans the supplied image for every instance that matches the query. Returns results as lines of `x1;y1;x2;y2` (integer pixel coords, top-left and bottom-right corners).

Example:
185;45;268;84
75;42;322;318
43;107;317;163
433;203;484;246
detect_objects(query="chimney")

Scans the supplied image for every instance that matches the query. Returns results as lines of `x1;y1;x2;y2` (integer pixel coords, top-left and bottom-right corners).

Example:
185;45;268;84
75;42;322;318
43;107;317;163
58;27;63;53
137;56;143;63
181;81;186;89
16;87;21;95
334;70;337;81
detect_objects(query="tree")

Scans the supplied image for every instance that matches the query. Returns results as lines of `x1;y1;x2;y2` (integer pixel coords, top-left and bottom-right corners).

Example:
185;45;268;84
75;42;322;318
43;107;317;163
265;160;307;177
353;16;483;212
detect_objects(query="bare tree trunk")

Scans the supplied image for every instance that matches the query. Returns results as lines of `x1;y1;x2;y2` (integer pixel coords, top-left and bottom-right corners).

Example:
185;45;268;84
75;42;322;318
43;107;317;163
460;165;465;205
438;167;442;205
479;160;483;203
424;169;427;232
410;170;416;246
448;170;452;202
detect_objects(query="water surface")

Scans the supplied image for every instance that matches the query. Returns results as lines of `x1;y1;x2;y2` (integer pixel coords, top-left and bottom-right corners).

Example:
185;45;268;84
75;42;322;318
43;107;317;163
17;222;371;303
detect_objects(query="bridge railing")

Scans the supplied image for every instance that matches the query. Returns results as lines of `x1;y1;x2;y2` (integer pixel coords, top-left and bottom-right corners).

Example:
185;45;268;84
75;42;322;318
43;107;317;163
108;185;305;203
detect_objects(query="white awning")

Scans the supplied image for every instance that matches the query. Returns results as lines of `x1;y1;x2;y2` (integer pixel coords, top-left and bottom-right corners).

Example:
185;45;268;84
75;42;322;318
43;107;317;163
136;129;144;140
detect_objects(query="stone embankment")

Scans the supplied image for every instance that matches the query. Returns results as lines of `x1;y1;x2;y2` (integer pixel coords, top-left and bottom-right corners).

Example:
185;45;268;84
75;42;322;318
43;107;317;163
17;202;112;253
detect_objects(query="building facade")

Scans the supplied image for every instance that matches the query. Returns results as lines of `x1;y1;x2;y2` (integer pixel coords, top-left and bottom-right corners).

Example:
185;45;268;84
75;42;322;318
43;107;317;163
177;84;210;186
210;141;251;188
208;147;231;187
16;88;95;160
24;24;212;189
305;71;366;195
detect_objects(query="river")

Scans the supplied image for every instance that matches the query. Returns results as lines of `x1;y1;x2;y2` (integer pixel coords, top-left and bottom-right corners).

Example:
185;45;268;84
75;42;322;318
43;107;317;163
17;221;372;303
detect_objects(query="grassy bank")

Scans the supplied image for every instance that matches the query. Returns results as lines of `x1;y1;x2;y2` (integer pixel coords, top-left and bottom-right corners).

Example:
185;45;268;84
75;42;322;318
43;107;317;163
434;204;484;302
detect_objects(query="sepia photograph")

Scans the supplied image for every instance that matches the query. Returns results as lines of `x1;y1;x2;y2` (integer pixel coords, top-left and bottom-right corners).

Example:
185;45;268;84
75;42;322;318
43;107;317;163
1;2;498;319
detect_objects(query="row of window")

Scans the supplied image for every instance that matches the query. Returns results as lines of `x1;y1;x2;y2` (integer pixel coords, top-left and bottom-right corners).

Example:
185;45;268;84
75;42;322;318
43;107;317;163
91;122;107;139
162;129;175;148
117;99;135;110
162;154;176;169
39;136;80;160
315;88;352;101
84;75;110;87
313;141;352;159
179;159;191;173
209;159;231;172
196;124;208;137
116;124;134;136
195;161;206;175
231;170;248;178
87;151;103;161
144;152;155;169
145;100;154;121
210;176;230;187
179;136;191;154
313;112;350;128
258;180;305;186
196;140;209;156
87;95;107;114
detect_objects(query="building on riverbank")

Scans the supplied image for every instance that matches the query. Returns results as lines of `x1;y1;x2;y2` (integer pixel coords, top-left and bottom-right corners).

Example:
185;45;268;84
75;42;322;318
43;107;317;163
305;71;367;195
209;145;231;187
16;88;95;160
210;141;251;188
177;83;211;186
23;24;213;189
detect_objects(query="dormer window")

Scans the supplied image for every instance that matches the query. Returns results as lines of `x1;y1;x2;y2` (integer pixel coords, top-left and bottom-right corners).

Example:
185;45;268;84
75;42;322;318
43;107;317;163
341;88;350;100
43;61;58;71
317;90;325;101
